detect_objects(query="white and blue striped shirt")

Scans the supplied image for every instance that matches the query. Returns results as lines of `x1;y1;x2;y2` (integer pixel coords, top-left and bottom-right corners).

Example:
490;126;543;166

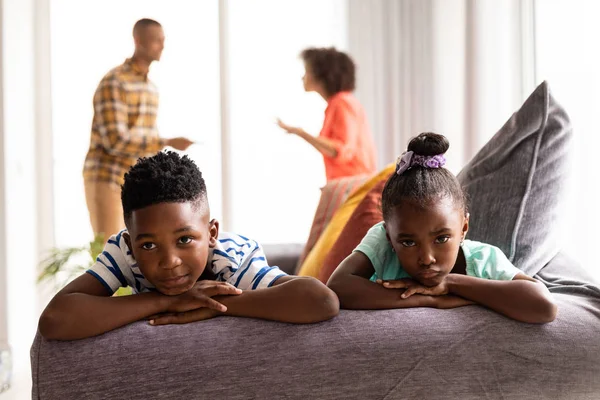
87;230;287;294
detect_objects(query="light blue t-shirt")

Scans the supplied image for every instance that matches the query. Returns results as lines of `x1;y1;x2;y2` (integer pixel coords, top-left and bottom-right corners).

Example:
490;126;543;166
354;222;521;282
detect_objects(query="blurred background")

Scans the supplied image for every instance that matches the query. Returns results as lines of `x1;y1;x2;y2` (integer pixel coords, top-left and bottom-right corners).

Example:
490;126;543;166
1;0;599;397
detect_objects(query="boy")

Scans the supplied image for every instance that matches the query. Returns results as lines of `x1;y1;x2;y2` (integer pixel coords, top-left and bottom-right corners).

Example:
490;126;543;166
40;151;339;340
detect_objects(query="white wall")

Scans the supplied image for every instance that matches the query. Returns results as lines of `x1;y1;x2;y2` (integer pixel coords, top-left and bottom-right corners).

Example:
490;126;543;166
1;0;40;395
0;0;7;355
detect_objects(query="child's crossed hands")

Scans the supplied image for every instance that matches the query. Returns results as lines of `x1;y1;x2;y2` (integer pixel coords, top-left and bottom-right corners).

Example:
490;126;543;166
376;278;449;298
376;277;473;309
149;280;241;325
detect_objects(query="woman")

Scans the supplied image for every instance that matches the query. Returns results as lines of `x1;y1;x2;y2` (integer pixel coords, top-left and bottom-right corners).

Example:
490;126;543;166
277;47;377;181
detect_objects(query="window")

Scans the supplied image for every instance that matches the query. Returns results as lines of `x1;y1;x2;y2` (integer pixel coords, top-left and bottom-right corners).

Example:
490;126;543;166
225;0;348;243
534;0;600;279
50;0;221;248
51;0;349;247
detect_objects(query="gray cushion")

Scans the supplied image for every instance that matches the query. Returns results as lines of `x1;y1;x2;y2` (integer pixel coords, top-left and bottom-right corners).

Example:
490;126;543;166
458;81;572;276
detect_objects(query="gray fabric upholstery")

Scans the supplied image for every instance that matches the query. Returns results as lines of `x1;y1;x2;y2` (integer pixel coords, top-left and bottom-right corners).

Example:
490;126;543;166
262;243;304;275
31;253;600;400
458;81;572;276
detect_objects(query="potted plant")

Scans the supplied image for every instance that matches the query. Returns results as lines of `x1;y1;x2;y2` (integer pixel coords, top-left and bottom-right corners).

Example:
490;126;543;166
38;235;131;295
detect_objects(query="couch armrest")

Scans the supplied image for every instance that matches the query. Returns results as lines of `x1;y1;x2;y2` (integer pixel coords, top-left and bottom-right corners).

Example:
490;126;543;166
261;243;303;275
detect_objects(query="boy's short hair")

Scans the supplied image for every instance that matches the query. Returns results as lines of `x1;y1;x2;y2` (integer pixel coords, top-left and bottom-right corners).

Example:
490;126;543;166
121;151;207;223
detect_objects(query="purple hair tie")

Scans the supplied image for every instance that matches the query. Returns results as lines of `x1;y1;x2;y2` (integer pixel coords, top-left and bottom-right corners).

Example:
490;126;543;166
395;151;446;175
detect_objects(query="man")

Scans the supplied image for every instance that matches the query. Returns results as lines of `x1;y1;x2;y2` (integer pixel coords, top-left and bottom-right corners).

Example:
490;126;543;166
83;18;193;242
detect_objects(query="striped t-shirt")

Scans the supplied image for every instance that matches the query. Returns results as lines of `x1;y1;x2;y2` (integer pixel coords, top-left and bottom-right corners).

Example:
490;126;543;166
87;230;287;294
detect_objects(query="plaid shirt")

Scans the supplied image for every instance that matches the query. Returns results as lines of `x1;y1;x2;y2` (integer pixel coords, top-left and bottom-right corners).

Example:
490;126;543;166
83;58;166;187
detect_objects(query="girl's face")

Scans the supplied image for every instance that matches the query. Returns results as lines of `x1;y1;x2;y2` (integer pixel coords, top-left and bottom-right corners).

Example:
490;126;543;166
384;197;469;287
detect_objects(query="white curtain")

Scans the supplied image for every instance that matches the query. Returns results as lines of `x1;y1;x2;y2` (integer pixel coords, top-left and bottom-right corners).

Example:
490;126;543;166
347;0;535;173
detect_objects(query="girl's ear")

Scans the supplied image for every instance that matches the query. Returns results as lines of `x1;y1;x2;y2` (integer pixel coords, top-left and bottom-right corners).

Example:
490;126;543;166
383;222;392;245
123;232;135;260
462;213;470;240
209;219;219;248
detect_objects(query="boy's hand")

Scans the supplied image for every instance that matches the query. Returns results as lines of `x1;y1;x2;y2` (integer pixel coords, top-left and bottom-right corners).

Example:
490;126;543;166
148;307;219;326
167;281;242;313
377;278;449;298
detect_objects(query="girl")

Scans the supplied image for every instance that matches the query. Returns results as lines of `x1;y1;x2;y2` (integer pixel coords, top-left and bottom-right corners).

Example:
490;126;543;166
327;132;557;323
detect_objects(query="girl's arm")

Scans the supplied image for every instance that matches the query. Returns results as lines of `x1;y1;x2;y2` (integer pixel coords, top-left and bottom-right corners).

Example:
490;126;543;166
444;273;557;323
327;252;471;309
386;272;557;323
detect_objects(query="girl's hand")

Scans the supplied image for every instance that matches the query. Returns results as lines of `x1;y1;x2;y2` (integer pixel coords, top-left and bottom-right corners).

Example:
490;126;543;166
148;307;219;326
276;118;301;135
377;278;449;298
167;280;242;314
433;295;475;309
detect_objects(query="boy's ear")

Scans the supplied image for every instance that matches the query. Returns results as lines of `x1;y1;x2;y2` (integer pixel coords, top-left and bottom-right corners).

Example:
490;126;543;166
209;219;219;248
123;232;135;260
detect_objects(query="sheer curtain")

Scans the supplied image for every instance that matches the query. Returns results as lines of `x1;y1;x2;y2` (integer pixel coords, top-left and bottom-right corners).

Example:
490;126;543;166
347;0;598;279
347;0;534;173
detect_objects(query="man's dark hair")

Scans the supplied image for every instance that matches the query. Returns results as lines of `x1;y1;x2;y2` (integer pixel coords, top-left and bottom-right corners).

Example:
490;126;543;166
381;132;468;219
133;18;162;36
301;47;356;96
121;151;207;224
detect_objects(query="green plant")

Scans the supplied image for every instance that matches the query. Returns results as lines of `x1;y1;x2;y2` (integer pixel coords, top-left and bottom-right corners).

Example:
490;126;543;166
38;234;132;296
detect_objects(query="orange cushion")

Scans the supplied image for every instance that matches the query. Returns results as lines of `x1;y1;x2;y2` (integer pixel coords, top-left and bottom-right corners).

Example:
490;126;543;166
295;175;369;273
297;163;395;279
318;176;390;283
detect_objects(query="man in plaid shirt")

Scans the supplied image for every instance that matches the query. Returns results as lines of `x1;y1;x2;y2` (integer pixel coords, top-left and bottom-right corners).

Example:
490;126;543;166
83;18;193;242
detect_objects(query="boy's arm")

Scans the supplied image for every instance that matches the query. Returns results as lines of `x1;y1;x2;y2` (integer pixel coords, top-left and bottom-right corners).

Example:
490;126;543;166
38;273;241;340
39;273;169;340
327;252;469;310
218;276;338;323
151;276;340;325
444;273;557;323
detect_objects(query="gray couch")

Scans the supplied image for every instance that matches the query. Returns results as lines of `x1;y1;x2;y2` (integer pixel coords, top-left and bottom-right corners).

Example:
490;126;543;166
30;249;600;399
30;82;600;399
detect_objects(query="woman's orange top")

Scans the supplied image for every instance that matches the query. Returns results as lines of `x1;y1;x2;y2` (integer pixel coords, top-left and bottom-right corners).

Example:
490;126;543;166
320;91;377;181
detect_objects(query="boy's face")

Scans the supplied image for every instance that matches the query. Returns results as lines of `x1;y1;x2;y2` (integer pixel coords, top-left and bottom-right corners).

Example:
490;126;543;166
123;201;218;296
